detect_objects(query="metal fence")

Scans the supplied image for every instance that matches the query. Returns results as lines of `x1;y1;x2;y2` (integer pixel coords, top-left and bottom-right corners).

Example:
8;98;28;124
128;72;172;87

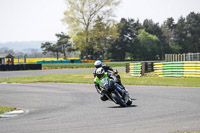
165;53;200;62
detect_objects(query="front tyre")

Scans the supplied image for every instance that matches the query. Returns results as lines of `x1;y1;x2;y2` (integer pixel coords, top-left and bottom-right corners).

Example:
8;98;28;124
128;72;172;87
126;99;132;106
111;93;127;107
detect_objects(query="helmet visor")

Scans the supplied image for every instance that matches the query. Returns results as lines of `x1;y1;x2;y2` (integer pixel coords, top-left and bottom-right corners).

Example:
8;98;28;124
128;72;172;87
97;73;104;79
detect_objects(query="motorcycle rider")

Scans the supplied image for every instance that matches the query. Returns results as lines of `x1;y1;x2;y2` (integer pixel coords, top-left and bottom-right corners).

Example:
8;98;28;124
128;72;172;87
93;60;124;87
94;67;113;101
94;67;132;106
93;60;116;77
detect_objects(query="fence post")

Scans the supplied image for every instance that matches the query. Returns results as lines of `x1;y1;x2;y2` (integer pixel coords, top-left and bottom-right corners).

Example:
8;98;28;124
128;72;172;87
141;62;145;76
125;63;130;73
183;53;186;61
165;54;167;62
171;54;173;62
199;53;200;61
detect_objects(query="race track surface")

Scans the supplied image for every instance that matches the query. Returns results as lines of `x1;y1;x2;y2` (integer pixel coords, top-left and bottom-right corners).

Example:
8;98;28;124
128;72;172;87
0;68;94;78
0;68;125;78
0;83;200;133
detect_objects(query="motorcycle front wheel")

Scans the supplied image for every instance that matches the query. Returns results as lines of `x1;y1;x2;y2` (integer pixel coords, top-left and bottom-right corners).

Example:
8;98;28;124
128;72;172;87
126;99;132;106
111;92;127;107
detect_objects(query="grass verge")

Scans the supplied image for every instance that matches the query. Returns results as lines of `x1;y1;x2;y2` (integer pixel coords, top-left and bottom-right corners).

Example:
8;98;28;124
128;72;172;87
0;72;200;87
180;132;200;133
42;62;127;69
0;106;16;114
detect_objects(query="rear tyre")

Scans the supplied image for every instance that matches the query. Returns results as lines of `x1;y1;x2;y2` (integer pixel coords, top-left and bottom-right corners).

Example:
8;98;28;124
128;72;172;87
111;93;127;107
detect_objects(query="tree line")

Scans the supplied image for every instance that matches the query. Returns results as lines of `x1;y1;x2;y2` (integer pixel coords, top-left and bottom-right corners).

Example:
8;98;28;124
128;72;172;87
41;0;200;60
108;12;200;60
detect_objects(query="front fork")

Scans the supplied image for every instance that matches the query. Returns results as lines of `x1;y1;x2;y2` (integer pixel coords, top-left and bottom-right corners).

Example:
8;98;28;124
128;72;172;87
115;83;129;102
115;83;126;95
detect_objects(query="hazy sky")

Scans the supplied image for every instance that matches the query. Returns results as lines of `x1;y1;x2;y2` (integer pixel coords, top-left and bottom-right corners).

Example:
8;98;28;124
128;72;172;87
0;0;200;43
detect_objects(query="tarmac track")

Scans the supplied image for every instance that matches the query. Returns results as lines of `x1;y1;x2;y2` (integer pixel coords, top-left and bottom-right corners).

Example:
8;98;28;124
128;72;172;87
0;68;96;78
0;83;200;133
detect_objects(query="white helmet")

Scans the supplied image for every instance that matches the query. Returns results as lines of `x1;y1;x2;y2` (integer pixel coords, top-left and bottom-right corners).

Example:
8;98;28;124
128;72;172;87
94;60;102;68
96;67;105;79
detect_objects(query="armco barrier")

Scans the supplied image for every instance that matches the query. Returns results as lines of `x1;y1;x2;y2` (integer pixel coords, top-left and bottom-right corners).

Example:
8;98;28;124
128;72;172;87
154;61;200;77
36;60;82;64
0;64;42;71
72;60;82;63
81;59;110;63
129;63;142;76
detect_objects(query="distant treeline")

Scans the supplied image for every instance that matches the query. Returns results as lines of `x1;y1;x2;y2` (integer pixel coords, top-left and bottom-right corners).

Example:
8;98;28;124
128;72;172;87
41;12;200;60
1;12;200;61
91;12;200;60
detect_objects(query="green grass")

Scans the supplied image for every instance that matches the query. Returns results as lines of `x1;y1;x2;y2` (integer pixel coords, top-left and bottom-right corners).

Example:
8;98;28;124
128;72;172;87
0;72;94;84
123;76;200;87
42;62;127;69
0;106;16;114
0;71;200;87
180;132;200;133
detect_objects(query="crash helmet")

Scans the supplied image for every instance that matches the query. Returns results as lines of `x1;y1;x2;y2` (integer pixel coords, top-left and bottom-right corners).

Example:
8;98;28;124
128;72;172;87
96;67;105;79
94;60;102;68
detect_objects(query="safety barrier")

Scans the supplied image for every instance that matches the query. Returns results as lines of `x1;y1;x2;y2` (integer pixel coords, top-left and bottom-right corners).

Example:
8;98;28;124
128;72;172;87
154;61;200;77
126;62;155;76
37;59;110;64
81;59;110;63
0;64;42;71
129;63;142;76
37;60;82;64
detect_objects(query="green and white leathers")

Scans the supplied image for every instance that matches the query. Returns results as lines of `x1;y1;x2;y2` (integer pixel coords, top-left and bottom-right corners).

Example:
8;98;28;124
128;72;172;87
94;73;110;88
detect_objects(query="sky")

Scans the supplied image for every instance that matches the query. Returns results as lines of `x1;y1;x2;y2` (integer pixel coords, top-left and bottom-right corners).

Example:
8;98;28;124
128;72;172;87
0;0;200;43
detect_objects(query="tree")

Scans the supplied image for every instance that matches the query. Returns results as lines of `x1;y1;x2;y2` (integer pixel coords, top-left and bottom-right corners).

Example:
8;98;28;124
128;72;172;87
174;16;187;53
41;32;72;59
90;16;118;59
108;18;130;60
137;29;160;60
185;12;200;52
161;17;180;54
41;42;61;60
161;18;176;45
108;18;142;60
56;32;72;59
143;19;167;59
25;49;44;58
162;12;200;54
126;19;143;60
0;47;14;55
62;0;121;58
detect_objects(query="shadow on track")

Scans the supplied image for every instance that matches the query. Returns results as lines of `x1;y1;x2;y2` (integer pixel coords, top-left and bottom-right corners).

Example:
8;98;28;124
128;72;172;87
108;105;138;108
108;98;137;108
131;98;137;101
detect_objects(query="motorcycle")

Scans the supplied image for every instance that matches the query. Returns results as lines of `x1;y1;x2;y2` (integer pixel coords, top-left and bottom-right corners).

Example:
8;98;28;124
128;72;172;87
100;76;132;107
